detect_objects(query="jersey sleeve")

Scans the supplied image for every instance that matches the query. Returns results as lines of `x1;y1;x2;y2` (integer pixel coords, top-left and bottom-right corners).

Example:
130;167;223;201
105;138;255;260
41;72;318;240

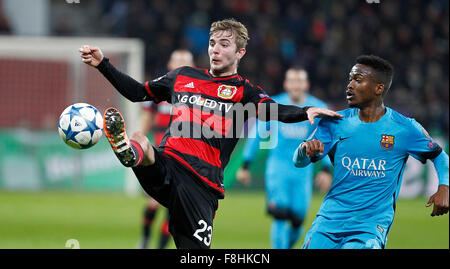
144;67;182;103
406;119;443;164
307;117;337;163
293;117;336;167
431;151;449;186
244;83;308;123
243;83;273;110
96;57;148;102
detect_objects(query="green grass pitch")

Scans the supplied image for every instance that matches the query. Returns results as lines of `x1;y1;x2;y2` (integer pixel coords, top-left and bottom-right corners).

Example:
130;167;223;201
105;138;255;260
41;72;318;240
0;190;447;249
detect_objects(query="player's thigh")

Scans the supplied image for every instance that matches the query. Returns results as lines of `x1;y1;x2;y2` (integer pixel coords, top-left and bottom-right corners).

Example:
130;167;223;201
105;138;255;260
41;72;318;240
265;173;290;208
167;168;218;249
169;191;217;249
147;196;160;210
132;148;171;207
302;230;339;249
288;177;312;220
341;232;383;249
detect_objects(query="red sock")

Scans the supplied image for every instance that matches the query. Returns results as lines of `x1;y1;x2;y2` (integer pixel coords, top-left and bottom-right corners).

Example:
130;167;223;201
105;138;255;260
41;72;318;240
130;140;144;166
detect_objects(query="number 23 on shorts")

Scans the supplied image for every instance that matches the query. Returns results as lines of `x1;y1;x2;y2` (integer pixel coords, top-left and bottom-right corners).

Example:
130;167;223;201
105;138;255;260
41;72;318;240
193;219;213;247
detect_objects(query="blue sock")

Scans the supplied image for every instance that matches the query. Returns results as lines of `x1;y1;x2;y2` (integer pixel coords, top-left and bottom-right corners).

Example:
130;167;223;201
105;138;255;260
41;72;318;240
270;220;290;249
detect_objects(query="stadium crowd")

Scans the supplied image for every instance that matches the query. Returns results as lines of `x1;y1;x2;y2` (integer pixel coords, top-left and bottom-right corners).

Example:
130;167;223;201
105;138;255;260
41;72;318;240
35;0;450;137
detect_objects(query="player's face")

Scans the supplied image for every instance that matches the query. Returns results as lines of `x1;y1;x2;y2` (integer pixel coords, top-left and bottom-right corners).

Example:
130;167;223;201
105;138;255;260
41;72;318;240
346;64;380;108
284;69;309;103
167;51;194;71
208;30;246;76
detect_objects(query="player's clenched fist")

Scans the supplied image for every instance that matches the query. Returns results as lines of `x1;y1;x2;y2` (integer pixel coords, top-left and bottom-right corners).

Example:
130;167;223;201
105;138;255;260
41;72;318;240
301;139;324;158
79;45;104;67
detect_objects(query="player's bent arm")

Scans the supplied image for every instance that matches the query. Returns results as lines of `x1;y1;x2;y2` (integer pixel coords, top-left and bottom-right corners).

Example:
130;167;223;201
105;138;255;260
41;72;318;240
257;101;309;123
293;139;326;167
96;57;148;102
272;103;311;123
427;151;449;216
431;151;449;187
258;101;342;124
293;142;312;168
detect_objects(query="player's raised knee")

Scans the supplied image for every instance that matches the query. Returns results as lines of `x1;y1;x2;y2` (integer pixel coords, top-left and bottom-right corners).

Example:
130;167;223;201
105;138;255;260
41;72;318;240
131;131;150;147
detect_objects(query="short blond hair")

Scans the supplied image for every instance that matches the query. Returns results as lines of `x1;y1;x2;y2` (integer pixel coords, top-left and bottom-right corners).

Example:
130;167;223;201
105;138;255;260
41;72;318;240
210;19;250;50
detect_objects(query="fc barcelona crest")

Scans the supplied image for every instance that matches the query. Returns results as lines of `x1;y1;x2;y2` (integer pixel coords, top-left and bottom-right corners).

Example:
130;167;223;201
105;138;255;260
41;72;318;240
217;85;237;99
380;134;395;150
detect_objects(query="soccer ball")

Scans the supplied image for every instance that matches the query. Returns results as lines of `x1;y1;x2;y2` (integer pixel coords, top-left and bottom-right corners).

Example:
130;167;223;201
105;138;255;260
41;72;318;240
58;103;103;149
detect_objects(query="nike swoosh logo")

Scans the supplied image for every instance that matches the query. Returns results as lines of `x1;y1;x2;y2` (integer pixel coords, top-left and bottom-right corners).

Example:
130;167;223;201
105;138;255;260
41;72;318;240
339;136;351;141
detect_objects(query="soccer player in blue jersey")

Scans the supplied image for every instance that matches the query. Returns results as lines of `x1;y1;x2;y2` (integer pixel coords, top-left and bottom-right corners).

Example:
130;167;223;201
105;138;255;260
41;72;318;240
236;67;332;249
294;55;449;249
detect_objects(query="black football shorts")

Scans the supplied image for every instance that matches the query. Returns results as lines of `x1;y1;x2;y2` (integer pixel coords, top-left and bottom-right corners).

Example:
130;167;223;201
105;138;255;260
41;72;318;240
132;148;219;249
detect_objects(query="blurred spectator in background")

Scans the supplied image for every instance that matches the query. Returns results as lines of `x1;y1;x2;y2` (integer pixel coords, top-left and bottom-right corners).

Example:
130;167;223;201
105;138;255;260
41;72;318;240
0;0;11;34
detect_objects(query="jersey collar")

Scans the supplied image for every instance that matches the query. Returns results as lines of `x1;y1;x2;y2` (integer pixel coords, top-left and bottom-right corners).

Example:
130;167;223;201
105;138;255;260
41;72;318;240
204;69;243;81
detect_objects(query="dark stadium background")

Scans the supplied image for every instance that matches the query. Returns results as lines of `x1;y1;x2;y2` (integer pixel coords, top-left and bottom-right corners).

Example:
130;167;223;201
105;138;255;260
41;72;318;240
43;0;449;136
0;0;448;249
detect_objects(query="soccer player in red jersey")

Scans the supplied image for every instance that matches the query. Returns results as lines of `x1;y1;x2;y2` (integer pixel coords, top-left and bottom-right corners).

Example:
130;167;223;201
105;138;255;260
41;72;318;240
138;50;195;249
80;18;342;249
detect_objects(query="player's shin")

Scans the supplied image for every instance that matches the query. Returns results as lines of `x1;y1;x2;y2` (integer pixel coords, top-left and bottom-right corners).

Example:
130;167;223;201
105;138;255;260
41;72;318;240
158;220;171;249
130;132;155;166
271;220;290;249
129;140;145;166
139;206;157;249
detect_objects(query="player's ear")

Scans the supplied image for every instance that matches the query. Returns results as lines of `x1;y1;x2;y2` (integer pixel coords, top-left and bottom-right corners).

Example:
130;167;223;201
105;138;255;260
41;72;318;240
375;84;385;96
236;47;246;60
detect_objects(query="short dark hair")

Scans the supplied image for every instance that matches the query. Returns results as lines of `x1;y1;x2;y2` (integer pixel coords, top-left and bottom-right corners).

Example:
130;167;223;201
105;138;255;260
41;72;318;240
287;65;308;77
356;55;394;95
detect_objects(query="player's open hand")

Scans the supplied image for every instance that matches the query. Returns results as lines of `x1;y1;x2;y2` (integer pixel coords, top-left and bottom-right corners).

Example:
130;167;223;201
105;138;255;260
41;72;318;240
426;185;449;216
301;139;324;158
306;107;343;125
79;45;104;67
236;167;251;186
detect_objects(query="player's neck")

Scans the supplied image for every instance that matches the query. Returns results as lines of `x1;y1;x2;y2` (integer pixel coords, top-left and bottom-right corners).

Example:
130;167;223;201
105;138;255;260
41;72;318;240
209;67;238;77
290;95;305;104
358;103;386;123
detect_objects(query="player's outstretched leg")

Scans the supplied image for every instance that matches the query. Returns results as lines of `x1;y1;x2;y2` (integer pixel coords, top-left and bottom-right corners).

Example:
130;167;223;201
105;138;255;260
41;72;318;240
104;107;154;167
